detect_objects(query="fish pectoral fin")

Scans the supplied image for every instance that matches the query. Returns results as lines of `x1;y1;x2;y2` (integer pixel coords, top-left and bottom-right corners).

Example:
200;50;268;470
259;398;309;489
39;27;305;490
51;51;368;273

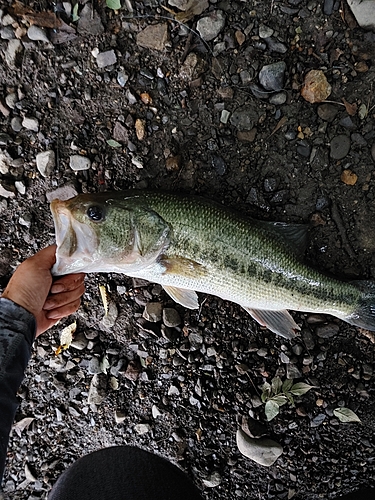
243;307;300;339
163;285;199;309
161;256;208;278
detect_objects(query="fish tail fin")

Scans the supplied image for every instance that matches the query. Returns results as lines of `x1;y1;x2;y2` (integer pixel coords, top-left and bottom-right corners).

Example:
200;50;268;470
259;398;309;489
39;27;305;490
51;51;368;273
345;280;375;331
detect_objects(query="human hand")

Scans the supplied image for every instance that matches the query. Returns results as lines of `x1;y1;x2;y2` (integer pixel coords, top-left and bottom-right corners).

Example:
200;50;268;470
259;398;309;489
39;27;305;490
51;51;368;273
1;245;85;337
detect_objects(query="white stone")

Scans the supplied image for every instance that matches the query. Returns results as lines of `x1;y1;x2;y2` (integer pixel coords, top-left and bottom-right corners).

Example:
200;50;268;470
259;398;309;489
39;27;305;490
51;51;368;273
2;14;15;26
27;25;50;43
115;410;126;424
0;183;15;198
5;39;23;68
202;472;222;488
22;116;39;132
0;150;12;174
134;423;151;435
15;181;26;195
96;50;117;68
69;154;91;171
152;405;162;418
36;150;55;177
5;93;17;109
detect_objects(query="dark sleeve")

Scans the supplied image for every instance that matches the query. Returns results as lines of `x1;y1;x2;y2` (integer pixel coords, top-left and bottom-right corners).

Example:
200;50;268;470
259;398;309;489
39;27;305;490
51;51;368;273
0;298;36;487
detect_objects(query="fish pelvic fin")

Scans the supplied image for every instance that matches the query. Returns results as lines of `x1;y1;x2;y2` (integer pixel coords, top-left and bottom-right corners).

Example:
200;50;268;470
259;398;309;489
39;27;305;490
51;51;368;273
243;307;300;339
163;285;199;309
344;280;375;332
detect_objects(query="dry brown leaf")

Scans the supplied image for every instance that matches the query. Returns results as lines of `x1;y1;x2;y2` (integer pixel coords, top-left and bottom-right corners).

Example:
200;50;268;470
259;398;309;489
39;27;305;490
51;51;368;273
268;116;288;138
359;328;375;343
341;169;358;186
11;1;61;28
301;70;331;104
135;118;146;141
161;0;209;23
342;97;357;116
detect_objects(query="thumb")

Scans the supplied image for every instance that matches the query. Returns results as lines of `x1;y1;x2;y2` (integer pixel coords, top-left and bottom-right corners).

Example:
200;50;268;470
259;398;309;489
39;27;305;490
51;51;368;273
30;244;57;270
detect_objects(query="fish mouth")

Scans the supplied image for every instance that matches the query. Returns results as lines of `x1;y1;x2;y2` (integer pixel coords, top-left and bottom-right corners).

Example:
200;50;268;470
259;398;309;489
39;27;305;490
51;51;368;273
51;199;98;275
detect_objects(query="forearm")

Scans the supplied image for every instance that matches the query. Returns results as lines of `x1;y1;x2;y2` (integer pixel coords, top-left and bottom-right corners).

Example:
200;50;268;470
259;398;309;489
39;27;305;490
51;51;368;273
0;298;36;486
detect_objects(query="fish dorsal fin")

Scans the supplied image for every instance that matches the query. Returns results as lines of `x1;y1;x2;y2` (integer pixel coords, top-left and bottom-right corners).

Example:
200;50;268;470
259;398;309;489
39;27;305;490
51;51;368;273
243;307;300;339
163;285;199;310
257;221;309;259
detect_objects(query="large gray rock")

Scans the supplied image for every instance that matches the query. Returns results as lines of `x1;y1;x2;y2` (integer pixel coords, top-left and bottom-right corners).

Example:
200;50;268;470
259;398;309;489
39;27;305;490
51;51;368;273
347;0;375;30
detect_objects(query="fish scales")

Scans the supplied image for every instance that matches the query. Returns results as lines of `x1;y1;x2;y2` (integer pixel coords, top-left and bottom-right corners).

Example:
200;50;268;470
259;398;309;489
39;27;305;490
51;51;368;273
134;193;358;315
51;190;375;339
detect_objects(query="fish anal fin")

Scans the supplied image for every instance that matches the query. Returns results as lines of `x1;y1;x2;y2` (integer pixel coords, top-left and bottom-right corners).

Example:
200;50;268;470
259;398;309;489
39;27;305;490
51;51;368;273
243;307;300;339
163;285;199;310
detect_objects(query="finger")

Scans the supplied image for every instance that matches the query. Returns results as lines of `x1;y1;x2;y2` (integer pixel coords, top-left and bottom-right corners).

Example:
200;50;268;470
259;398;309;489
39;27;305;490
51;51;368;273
45;298;82;320
50;273;85;294
43;283;85;310
28;245;57;269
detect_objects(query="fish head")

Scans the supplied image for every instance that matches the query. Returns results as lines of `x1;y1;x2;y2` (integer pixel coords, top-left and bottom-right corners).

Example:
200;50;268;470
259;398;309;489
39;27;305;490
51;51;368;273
50;192;170;276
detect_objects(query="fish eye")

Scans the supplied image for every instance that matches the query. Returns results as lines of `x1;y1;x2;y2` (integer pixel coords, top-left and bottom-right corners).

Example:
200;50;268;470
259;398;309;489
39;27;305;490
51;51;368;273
87;205;104;222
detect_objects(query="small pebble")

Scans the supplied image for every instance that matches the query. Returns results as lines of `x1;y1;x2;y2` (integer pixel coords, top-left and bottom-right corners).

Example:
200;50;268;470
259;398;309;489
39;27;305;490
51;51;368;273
115;410;126;424
196;10;225;41
96;50;117;69
330;135;351;160
269;92;287;105
316;323;340;338
143;302;162;322
163;308;181;327
5;93;17;109
317;103;338;122
69;155;91;171
259;61;286;91
36;150;55;177
27;25;50;43
22;116;39;132
259;24;274;38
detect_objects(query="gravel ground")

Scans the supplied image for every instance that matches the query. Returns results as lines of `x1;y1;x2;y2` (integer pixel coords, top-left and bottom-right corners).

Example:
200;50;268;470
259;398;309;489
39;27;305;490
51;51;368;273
1;0;375;498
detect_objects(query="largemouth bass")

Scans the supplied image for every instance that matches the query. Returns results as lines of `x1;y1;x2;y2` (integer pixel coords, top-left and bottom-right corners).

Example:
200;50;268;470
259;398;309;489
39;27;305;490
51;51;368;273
50;190;375;339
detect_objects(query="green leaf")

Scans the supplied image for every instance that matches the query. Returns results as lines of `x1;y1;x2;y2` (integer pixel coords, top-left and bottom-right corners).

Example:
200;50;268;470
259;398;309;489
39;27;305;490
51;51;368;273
261;382;271;402
333;408;361;423
107;139;122;148
282;378;293;393
72;3;80;21
106;0;121;10
290;382;314;396
286;392;295;407
358;103;367;120
271;395;288;407
265;400;280;421
271;376;282;395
